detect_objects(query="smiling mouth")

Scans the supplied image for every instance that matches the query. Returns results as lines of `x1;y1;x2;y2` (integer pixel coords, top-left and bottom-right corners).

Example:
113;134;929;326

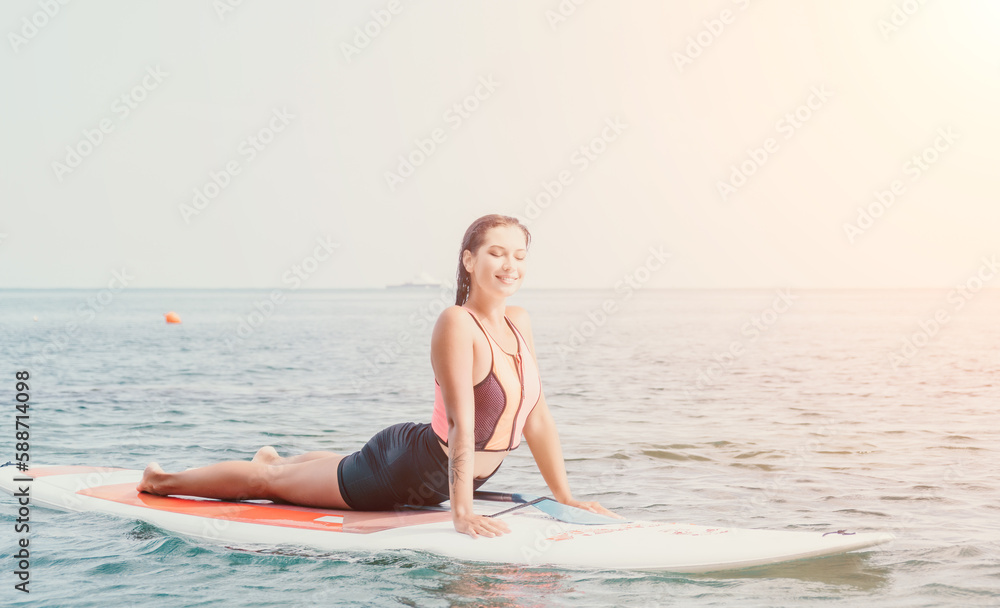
496;275;518;284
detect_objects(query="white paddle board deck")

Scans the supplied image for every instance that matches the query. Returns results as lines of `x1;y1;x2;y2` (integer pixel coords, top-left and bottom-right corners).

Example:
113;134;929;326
1;465;893;573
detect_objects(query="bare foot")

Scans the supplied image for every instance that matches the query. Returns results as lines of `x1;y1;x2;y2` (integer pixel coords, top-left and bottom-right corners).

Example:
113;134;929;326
136;462;166;495
251;446;281;465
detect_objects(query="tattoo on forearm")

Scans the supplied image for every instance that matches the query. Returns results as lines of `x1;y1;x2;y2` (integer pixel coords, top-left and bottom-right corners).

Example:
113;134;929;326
450;448;467;488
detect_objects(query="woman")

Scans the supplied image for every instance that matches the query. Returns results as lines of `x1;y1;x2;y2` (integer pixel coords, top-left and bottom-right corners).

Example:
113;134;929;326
138;214;621;538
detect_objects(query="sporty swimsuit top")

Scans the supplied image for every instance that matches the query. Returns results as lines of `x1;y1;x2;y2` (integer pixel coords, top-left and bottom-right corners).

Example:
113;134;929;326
431;307;542;452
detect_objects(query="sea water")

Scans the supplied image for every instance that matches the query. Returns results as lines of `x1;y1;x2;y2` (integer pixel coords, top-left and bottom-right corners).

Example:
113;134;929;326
1;288;998;607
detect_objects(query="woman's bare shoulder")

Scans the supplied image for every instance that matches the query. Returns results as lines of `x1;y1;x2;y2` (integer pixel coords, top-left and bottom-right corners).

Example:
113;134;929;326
504;305;531;327
430;306;475;382
436;304;470;323
505;305;536;348
432;305;473;337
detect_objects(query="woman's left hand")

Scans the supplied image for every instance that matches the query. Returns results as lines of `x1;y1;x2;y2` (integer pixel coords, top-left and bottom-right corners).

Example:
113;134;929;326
560;498;626;520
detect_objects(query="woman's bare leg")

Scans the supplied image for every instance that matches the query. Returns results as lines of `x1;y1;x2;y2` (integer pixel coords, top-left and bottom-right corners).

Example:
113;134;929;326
251;446;341;466
263;456;353;509
136;456;352;509
137;461;277;501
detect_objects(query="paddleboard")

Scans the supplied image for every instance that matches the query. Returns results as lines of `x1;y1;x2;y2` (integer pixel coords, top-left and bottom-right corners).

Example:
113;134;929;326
1;465;893;573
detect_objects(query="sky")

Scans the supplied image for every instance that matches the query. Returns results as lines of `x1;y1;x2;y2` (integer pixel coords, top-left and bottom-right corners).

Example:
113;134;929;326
1;0;998;289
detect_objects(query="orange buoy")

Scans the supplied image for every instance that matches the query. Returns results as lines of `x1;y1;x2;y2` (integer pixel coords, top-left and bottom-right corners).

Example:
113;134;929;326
164;311;182;324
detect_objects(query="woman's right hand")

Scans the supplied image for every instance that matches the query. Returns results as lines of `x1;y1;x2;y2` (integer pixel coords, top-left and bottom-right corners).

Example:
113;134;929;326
453;513;511;539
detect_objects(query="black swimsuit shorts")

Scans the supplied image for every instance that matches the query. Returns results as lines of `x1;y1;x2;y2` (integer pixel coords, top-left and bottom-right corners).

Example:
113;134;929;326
336;421;499;511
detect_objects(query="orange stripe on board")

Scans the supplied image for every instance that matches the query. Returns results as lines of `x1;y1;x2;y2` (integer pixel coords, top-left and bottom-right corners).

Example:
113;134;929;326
26;466;130;478
80;483;345;531
78;483;453;534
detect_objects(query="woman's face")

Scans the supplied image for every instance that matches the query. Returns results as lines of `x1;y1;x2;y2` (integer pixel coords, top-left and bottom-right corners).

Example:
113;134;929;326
464;225;527;299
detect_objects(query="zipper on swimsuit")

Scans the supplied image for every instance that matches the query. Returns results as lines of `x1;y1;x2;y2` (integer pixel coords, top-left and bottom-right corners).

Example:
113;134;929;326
506;317;525;451
463;308;527;452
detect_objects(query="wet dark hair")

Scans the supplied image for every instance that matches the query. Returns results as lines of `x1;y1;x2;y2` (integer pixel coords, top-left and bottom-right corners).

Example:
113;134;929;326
455;214;531;305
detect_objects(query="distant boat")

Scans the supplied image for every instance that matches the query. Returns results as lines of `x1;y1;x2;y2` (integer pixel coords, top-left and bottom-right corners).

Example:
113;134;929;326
386;271;445;289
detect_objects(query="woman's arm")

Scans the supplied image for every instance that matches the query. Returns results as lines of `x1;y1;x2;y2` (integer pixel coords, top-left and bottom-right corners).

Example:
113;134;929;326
431;306;511;538
512;308;623;518
522;392;620;517
521;389;572;502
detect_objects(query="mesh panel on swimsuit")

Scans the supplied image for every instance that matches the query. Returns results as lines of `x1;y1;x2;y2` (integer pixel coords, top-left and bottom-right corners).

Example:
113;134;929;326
472;373;508;449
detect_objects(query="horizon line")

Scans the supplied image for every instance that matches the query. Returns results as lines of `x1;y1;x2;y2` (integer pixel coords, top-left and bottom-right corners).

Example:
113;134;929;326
2;286;997;291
